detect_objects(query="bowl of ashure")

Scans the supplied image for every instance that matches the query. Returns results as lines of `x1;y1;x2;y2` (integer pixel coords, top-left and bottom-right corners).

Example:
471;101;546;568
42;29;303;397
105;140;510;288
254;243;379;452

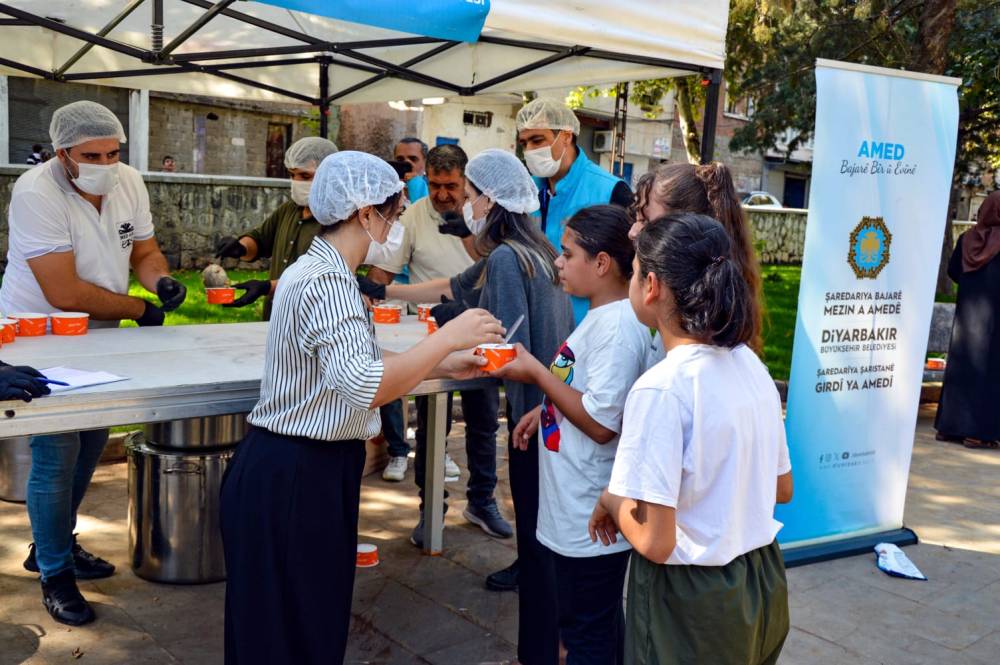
202;264;235;305
475;344;516;372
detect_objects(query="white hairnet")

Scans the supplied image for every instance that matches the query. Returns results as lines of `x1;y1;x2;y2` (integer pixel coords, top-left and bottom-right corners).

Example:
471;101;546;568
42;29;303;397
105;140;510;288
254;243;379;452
284;136;338;171
465;149;539;215
309;151;404;226
49;101;127;150
516;98;580;135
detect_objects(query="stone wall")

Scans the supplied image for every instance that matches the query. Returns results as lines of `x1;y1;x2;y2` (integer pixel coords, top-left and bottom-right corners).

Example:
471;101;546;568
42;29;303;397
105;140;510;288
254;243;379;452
0;165;968;272
0;166;286;271
747;207;808;264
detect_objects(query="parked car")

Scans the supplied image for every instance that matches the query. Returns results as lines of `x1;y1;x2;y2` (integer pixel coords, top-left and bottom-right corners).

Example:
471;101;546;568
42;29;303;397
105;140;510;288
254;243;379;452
741;191;783;209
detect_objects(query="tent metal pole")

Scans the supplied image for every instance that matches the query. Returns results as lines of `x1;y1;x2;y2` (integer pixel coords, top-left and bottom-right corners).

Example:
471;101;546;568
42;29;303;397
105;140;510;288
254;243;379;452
61;57;319;81
54;0;147;78
152;0;164;52
0;3;149;60
158;0;238;59
319;58;330;138
700;69;722;164
338;49;462;93
325;41;460;105
0;56;53;79
174;44;331;62
469;46;587;94
179;0;324;44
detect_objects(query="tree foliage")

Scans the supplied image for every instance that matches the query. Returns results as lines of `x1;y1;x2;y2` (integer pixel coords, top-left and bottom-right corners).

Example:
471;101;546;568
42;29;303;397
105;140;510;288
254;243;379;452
726;0;1000;175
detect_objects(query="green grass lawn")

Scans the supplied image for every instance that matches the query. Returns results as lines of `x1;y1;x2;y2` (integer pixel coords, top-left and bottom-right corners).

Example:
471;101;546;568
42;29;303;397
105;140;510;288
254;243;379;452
137;268;804;381
125;269;269;326
760;265;801;381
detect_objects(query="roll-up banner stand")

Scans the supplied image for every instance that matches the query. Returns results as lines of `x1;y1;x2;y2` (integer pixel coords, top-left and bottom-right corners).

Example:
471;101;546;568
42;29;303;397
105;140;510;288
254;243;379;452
777;59;960;566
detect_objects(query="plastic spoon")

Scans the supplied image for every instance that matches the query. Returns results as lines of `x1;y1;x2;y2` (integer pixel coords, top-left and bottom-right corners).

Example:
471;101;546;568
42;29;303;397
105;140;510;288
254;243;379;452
504;314;525;344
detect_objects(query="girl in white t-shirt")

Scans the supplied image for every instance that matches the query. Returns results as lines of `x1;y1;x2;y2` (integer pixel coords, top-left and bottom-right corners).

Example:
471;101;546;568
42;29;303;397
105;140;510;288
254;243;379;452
590;212;793;665
492;204;651;665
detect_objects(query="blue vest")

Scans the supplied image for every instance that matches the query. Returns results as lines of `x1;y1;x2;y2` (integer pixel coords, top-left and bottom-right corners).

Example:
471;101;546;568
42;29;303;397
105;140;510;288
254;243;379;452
533;148;622;323
406;174;428;203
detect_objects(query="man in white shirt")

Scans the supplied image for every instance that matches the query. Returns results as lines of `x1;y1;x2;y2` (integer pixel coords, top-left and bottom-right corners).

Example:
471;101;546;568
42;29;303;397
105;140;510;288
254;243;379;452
0;101;186;627
366;144;512;544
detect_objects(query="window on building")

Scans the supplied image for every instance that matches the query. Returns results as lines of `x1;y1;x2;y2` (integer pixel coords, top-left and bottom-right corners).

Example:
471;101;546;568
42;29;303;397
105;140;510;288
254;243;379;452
724;93;754;119
462;110;493;128
266;123;291;178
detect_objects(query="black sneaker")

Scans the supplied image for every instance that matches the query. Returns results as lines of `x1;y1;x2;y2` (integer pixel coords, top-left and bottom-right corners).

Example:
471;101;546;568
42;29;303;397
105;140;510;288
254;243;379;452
463;502;513;539
485;559;519;592
41;569;95;626
24;535;116;580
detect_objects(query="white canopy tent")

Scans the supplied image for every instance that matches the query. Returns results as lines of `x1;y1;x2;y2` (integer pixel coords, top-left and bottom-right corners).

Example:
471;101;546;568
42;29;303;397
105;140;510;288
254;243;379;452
0;0;729;161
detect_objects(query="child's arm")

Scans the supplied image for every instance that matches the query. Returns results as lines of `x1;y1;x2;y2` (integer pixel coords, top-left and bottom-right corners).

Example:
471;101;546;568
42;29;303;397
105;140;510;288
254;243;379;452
385;278;453;303
592;489;677;563
491;342;618;444
776;471;794;504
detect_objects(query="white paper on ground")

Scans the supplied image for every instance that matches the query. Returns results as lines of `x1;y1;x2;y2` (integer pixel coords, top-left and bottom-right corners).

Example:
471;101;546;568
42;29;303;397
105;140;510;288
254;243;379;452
40;367;129;393
874;542;927;581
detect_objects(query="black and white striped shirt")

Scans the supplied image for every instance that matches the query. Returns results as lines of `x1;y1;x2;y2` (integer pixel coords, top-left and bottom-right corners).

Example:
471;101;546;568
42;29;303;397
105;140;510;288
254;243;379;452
248;236;384;441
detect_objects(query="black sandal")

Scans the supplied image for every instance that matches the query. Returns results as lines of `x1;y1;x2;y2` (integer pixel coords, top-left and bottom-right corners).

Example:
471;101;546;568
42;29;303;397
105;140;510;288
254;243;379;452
962;438;999;450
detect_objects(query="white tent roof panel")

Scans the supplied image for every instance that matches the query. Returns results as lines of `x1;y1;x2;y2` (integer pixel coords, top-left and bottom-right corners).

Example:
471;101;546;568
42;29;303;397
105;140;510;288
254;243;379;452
0;1;728;104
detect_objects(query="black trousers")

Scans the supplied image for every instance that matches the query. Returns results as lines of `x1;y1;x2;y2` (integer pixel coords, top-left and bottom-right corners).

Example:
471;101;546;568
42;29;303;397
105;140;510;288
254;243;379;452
507;404;559;665
414;387;500;510
552;548;630;665
220;426;366;665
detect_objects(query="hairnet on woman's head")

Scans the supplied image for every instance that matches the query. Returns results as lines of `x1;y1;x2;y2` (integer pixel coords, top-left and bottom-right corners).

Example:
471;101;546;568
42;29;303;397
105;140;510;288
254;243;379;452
465;149;539;215
284;136;338;171
515;98;580;135
49;101;127;150
309;151;404;226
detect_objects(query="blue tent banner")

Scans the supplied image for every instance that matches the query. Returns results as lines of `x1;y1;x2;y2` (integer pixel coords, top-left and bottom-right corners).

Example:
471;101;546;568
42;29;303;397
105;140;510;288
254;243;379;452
777;60;960;561
254;0;490;43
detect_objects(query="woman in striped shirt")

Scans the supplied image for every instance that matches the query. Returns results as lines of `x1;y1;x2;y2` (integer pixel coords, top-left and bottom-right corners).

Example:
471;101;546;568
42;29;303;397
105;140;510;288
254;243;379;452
220;151;505;665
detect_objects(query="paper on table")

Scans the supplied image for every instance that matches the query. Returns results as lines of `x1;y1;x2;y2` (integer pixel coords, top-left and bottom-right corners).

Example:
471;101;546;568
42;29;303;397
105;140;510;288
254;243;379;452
40;367;129;393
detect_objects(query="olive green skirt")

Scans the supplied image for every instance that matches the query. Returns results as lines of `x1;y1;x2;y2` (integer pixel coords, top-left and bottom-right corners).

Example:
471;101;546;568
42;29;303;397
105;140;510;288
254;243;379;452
626;540;789;665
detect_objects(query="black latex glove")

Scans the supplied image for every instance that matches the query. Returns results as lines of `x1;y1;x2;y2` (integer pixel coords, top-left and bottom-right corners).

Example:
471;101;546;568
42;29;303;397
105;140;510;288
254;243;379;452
430;295;468;328
215;236;247;260
135;301;165;327
156;276;187;312
0;364;50;402
356;276;386;301
439;211;472;238
224;280;271;308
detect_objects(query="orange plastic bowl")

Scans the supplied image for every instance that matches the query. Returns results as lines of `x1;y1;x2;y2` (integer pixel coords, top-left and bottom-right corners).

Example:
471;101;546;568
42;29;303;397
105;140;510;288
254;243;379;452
10;313;48;337
51;312;89;336
475;344;517;372
206;287;235;305
925;358;946;371
373;304;402;324
0;318;16;344
417;304;435;322
356;543;379;568
426;317;438;334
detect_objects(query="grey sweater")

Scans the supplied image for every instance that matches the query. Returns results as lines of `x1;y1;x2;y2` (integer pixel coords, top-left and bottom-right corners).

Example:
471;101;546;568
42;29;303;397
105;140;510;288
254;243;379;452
451;244;574;423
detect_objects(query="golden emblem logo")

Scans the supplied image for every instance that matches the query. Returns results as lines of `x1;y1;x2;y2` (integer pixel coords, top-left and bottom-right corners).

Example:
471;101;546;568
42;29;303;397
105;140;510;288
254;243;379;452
848;216;892;279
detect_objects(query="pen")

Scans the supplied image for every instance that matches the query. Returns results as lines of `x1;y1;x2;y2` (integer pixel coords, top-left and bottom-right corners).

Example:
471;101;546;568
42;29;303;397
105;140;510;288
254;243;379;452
39;378;70;386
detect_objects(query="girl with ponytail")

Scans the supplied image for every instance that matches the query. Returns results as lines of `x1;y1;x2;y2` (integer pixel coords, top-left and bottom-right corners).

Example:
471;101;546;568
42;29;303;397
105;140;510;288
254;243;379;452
629;162;764;354
589;212;792;665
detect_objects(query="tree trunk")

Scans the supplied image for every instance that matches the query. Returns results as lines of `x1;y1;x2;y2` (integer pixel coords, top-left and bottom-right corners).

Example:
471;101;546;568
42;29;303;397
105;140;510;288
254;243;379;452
911;0;958;296
674;77;702;165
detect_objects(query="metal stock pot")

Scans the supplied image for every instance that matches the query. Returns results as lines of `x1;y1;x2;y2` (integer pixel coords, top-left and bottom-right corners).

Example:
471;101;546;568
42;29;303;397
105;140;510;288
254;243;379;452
142;414;248;450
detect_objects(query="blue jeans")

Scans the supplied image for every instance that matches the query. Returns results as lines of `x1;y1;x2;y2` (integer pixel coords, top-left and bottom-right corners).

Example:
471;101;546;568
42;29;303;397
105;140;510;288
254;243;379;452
380;400;409;458
414;388;499;510
27;429;109;580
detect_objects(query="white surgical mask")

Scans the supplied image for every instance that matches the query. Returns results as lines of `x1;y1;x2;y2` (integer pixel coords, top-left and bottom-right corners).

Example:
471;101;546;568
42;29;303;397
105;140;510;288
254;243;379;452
363;210;404;265
523;134;567;178
66;157;120;196
462;196;488;235
290;179;312;207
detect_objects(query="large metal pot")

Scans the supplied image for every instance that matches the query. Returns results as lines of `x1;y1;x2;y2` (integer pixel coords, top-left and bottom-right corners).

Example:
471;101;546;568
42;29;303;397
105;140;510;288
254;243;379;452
0;437;32;502
127;441;233;584
142;414;248;450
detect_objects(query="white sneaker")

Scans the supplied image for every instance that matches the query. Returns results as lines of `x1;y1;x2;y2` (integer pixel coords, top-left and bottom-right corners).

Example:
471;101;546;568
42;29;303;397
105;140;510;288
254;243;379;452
445;453;460;481
382;455;408;482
